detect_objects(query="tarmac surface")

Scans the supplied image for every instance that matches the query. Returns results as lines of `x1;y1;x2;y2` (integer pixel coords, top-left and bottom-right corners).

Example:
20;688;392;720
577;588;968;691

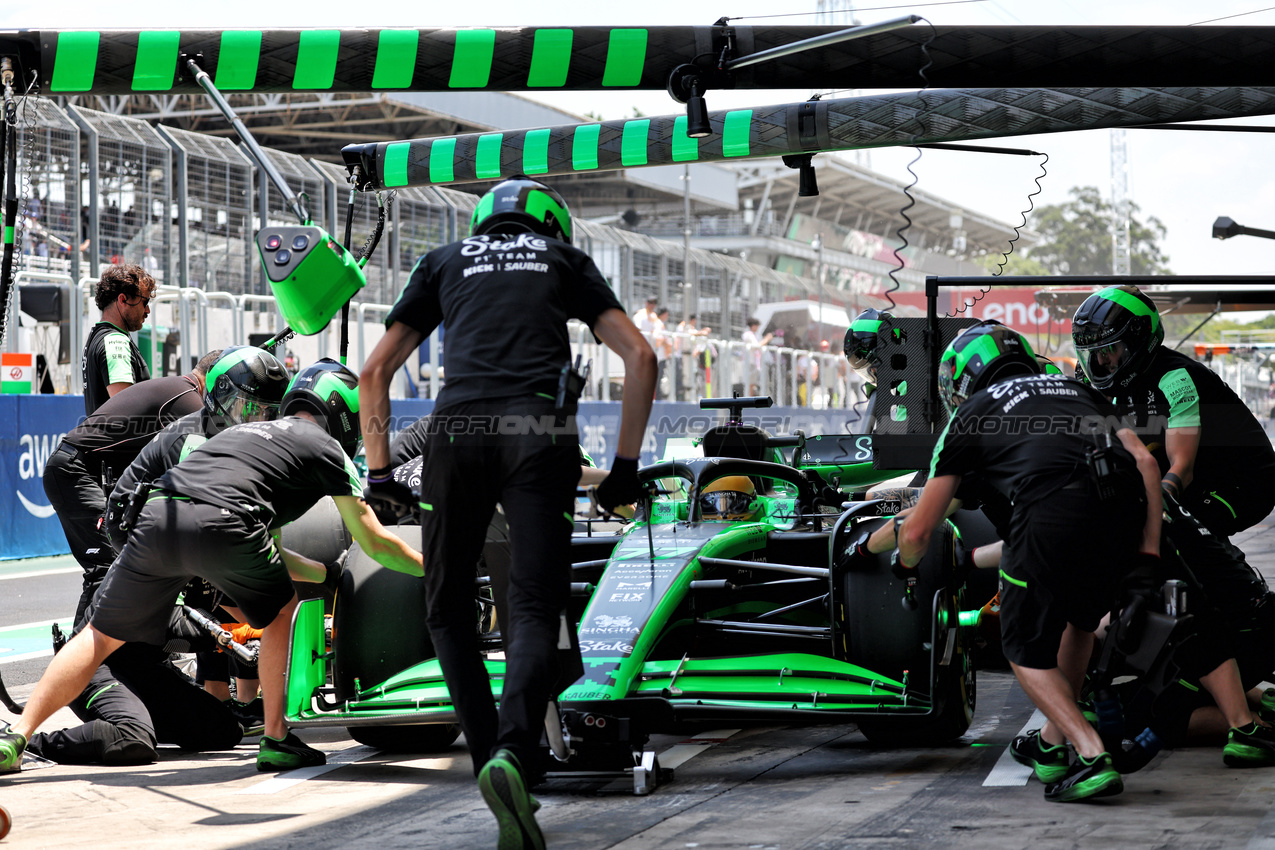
3;517;1275;849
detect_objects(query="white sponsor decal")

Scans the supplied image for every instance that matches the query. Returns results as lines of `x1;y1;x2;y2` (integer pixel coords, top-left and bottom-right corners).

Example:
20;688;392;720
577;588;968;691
616;581;650;589
591;615;632;629
578;639;634;654
16;490;56;519
609;592;645;603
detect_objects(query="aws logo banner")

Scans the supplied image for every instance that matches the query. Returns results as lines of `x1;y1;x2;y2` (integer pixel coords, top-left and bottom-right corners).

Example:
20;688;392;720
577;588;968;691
0;395;84;559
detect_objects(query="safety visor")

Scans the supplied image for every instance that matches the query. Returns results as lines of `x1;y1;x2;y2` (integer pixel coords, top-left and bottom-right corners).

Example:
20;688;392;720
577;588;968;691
846;348;878;384
1074;339;1130;387
698;490;755;520
226;393;282;425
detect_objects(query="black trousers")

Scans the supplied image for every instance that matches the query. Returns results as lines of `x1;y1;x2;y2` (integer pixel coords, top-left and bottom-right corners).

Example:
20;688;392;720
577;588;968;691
417;405;579;780
27;643;242;765
42;443;116;627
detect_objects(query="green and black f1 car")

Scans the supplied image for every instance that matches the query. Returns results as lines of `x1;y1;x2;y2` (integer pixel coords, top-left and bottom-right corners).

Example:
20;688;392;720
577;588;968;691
283;396;977;792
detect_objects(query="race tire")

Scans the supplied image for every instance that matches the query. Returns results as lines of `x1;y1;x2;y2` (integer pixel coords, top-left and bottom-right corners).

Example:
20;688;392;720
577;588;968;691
835;515;975;745
281;497;352;605
348;723;461;753
332;525;433;702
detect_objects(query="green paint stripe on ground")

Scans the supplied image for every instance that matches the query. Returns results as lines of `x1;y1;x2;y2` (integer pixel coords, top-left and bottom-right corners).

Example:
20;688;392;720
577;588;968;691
450;29;496;88
384;142;411;188
572;124;600;170
723;109;753;157
51;31;100;92
0;621;75;641
621;119;651;166
293;30;341;89
602;29;647;86
429;138;457;183
672;116;700;162
132;31;180;91
476;133;505;179
527;29;572;87
215;31;262;90
372;29;419;88
523;128;551;175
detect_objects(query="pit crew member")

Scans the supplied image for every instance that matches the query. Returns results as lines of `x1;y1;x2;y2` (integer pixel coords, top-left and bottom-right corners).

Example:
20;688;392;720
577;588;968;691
83;264;155;414
360;175;655;850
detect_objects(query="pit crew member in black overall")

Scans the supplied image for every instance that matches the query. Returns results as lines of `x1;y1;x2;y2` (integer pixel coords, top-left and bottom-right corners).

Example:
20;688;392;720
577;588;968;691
1073;285;1275;765
21;349;289;766
893;320;1162;802
108;346;295;729
360;176;656;850
44;350;222;626
82;264;155;415
0;360;424;774
1073;284;1275;544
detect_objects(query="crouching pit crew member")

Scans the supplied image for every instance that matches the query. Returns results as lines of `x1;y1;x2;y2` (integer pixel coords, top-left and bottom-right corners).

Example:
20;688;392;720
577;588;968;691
360;175;656;850
890;320;1162;802
0;359;423;774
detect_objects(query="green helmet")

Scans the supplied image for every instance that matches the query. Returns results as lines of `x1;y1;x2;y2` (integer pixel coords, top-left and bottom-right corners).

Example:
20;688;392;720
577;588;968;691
1071;285;1163;392
280;358;362;459
939;320;1040;413
470;175;572;243
843;308;895;383
203;345;289;435
1035;354;1064;376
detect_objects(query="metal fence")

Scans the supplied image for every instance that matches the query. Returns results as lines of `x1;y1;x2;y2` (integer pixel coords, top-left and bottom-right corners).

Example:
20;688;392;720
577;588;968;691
10;98;80;281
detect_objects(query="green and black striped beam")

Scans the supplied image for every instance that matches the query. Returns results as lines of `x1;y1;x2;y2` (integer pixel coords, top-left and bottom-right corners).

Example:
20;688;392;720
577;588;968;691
4;26;1275;95
342;86;1275;191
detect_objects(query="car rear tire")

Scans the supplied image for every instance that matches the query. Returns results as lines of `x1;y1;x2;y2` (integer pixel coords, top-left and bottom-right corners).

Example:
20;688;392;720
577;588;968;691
348;723;461;753
332;525;433;702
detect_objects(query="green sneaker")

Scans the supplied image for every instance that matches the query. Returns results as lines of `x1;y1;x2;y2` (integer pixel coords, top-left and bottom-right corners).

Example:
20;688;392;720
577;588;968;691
1044;752;1123;802
478;749;545;850
1010;730;1071;783
0;725;26;773
1224;722;1275;768
256;732;325;772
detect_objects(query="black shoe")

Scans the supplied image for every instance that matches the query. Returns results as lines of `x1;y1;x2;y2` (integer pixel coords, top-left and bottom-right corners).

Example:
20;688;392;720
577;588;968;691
1010;729;1070;783
226;697;265;736
257;732;325;772
1224;722;1275;768
478;749;545;850
1044;752;1123;802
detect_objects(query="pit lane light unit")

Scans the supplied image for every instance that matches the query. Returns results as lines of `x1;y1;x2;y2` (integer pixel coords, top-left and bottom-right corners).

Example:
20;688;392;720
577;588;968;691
1213;216;1275;242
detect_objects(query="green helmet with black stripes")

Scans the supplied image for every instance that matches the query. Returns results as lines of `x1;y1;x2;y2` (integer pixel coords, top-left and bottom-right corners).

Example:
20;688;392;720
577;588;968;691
1071;285;1164;392
203;345;289;435
470;175;572;244
939;320;1040;413
280;358;362;459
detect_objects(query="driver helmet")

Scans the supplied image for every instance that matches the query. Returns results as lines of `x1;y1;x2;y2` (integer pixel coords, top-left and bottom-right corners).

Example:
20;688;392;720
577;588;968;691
470;175;572;244
939;320;1040;413
699;475;759;521
280;358;362;459
1071;285;1163;391
203;345;289;435
843;308;894;384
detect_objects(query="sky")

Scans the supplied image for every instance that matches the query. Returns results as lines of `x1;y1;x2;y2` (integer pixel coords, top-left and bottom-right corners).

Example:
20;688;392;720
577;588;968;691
5;0;1275;279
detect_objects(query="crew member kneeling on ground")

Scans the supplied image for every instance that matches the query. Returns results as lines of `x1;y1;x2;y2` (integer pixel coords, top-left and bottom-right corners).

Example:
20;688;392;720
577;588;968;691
0;360;424;774
360;175;655;850
892;320;1162;802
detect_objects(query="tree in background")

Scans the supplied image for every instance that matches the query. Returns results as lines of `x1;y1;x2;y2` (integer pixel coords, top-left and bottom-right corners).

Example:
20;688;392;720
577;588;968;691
1001;186;1172;276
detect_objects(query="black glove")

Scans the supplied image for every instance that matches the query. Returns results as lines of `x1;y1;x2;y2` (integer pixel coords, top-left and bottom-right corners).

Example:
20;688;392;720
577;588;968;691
841;528;874;566
595;456;640;515
323;549;348;595
363;466;417;523
953;538;978;581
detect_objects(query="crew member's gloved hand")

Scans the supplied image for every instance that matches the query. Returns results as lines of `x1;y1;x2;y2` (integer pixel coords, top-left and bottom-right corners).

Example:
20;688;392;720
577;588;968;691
323;550;348;595
224;623;264;645
595;456;640;516
953;538;978;581
890;548;917;581
363;466;417;523
842;528;874;566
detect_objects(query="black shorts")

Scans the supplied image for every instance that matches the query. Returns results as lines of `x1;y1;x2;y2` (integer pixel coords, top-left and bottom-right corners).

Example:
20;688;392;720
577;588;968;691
999;488;1142;670
89;496;294;645
1189;481;1275;539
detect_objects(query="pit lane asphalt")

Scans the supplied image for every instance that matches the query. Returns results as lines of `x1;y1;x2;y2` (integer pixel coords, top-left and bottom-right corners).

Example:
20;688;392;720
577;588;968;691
3;517;1275;850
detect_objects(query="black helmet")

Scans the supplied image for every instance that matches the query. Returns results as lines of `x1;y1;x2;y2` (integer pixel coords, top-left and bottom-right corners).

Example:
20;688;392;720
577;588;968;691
939;320;1040;412
280;358;361;459
203;346;289;435
1071;285;1163;391
470;175;572;243
1035;354;1064;376
843;308;894;383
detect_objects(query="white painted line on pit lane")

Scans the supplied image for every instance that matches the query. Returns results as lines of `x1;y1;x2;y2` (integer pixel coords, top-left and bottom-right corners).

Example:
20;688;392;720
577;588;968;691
982;708;1046;787
658;728;742;770
0;649;53;665
237;745;380;794
0;567;79;581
